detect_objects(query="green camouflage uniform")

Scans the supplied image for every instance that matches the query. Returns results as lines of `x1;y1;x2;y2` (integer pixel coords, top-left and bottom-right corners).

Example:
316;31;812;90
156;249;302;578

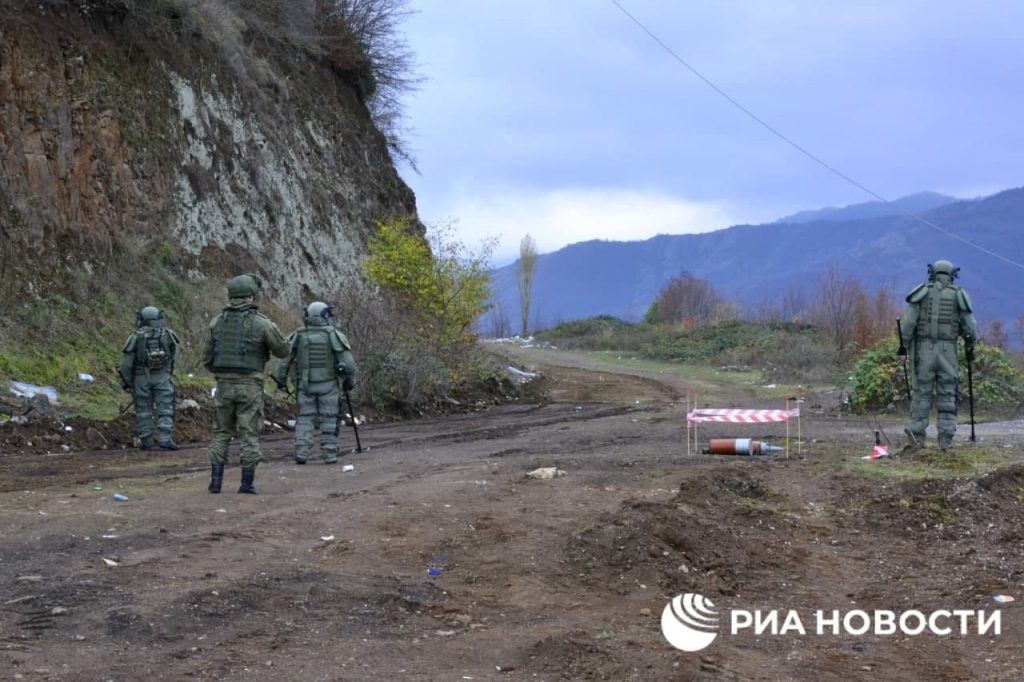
119;316;179;448
900;261;978;450
275;308;357;464
203;299;290;469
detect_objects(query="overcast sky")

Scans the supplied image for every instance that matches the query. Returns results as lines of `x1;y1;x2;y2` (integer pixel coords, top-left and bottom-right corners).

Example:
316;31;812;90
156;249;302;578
397;1;1023;264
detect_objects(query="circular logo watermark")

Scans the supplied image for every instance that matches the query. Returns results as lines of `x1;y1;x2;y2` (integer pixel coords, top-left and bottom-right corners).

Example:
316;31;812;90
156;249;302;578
661;593;720;651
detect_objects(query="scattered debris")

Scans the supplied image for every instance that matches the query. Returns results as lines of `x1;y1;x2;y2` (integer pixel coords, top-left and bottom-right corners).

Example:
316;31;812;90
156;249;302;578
10;415;30;426
101;557;119;567
994;595;1015;604
320;535;335;542
342;464;355;472
428;567;443;577
179;399;201;411
8;381;58;402
112;493;128;502
862;444;890;460
527;467;566;480
506;366;538;383
78;373;95;383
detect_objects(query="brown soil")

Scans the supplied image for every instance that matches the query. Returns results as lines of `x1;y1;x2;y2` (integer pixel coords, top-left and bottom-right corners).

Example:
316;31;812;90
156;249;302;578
2;352;1024;681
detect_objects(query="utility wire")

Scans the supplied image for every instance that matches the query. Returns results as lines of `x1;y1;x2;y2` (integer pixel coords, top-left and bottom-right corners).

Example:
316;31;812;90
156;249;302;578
611;0;1024;271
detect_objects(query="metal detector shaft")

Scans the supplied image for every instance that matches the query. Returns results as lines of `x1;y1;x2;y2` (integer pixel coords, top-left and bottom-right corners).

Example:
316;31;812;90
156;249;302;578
344;388;364;452
896;319;912;403
967;357;976;442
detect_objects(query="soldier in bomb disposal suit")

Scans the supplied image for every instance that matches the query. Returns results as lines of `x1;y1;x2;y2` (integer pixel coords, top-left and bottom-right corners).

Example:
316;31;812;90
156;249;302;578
275;301;358;465
119;306;180;450
898;259;978;451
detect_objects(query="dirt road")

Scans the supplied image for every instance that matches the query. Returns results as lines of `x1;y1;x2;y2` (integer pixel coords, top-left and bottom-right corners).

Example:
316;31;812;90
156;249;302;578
2;350;1024;681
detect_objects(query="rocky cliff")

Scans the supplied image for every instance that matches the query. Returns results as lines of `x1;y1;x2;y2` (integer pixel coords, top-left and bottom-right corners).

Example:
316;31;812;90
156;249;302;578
0;3;416;307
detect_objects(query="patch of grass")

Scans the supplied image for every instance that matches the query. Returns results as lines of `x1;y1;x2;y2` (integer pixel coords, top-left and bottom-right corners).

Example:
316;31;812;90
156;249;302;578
898;493;958;525
536;317;833;384
840;446;1009;482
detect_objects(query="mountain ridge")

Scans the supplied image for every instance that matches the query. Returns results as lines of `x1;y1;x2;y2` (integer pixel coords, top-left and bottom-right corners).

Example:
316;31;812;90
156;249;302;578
487;187;1024;333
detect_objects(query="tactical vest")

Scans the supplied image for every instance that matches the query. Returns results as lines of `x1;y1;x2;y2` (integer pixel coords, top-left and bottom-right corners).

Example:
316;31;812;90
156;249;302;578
211;309;268;372
915;283;961;342
136;328;169;371
297;328;336;384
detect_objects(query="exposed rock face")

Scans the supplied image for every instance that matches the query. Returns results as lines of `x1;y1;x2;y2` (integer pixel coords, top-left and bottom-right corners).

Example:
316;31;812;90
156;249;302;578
0;6;416;305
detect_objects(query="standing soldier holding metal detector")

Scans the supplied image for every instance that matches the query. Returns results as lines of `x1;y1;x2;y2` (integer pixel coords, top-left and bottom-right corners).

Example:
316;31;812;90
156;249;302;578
275;301;358;464
897;260;978;451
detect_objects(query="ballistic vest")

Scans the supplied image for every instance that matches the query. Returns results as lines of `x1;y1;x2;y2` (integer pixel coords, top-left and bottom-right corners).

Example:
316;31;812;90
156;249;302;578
297;327;336;384
211;309;268;372
914;282;961;342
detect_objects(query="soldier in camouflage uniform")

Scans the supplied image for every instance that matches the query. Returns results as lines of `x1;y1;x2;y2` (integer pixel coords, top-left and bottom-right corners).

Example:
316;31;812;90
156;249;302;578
275;302;358;464
898;259;978;451
119;306;180;450
202;274;291;494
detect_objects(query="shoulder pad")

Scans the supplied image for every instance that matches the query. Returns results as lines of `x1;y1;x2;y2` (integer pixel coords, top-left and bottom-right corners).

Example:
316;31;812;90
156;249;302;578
330;330;352;352
957;288;973;313
906;283;929;303
122;334;138;353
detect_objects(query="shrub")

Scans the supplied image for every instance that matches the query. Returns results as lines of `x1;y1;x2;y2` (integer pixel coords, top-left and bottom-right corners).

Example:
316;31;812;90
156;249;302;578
847;339;1024;414
358;217;495;411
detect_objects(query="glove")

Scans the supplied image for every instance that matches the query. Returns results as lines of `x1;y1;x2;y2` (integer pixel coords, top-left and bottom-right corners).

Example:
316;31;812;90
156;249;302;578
965;343;975;363
342;377;355;392
897;345;907;359
121;380;132;393
274;380;287;393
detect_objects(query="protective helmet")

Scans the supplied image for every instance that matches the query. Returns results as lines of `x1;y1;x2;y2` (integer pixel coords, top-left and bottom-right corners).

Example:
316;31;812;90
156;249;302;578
928;259;959;281
136;306;164;327
227;274;262;298
304;301;334;324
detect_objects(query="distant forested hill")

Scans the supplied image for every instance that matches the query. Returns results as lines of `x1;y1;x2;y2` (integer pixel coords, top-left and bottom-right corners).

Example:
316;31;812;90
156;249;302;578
487;188;1023;333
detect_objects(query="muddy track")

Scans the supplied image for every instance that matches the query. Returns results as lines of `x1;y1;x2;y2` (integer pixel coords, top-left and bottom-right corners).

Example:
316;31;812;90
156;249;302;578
2;356;1023;681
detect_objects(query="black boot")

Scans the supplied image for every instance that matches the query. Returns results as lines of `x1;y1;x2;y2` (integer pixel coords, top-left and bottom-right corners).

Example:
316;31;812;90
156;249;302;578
158;437;181;451
238;467;258;494
208;463;224;494
140;436;155;450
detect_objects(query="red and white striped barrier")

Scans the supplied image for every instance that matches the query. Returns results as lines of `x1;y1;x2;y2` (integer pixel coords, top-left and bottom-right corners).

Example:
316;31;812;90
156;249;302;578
686;408;800;423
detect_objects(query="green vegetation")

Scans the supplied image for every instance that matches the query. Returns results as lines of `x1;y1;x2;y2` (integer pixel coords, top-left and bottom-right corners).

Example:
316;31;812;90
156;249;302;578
358;217;505;412
847;339;1024;415
536;317;830;383
0;250;273;420
841;446;1009;482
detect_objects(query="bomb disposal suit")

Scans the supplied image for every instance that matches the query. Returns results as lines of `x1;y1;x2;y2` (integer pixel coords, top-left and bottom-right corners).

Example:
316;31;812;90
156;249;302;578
120;306;180;450
275;302;358;464
899;260;978;450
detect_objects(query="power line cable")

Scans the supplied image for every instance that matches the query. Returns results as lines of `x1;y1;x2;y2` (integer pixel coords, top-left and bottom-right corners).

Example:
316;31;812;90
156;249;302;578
611;0;1024;271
